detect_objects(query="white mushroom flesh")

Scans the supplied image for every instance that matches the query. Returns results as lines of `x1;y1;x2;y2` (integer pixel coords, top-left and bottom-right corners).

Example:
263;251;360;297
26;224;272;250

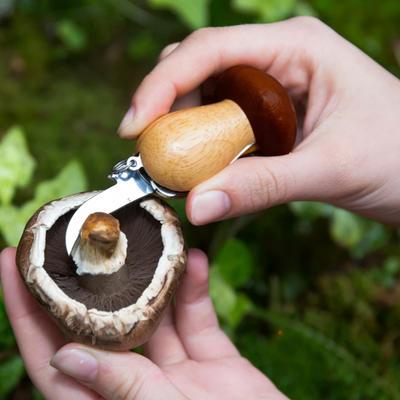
72;231;128;276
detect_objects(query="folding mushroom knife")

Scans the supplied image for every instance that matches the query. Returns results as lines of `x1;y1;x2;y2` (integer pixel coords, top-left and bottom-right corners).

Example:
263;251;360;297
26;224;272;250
65;65;298;255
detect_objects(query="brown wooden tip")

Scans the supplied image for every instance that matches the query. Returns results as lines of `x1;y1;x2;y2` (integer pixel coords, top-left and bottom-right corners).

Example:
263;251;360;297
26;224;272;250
81;212;120;258
214;65;297;156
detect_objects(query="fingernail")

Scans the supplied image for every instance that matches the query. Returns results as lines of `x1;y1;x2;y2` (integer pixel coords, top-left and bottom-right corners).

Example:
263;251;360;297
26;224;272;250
118;106;135;132
191;191;231;225
50;348;98;382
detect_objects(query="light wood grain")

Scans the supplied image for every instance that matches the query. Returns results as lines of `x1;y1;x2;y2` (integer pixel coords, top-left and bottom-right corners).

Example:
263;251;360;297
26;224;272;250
135;99;255;192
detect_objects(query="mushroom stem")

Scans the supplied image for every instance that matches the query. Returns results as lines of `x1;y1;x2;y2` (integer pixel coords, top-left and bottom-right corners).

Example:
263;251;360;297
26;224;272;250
71;212;128;278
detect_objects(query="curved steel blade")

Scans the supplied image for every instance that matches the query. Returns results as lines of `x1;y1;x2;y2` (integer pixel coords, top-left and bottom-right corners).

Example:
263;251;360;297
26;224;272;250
65;175;153;255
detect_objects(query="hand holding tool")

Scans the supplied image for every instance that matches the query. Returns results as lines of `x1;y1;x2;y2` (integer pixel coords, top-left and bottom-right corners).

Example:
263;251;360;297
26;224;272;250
66;65;297;254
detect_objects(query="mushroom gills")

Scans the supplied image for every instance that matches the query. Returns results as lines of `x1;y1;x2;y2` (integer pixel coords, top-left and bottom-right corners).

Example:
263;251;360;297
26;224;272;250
43;201;164;312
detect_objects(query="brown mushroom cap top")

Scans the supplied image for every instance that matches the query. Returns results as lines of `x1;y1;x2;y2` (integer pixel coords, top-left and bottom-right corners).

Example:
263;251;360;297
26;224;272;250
71;211;129;278
16;193;187;351
81;212;121;253
214;65;297;156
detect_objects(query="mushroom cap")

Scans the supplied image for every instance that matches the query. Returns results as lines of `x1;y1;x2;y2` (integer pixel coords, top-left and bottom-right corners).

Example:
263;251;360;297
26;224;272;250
214;65;297;156
16;192;187;351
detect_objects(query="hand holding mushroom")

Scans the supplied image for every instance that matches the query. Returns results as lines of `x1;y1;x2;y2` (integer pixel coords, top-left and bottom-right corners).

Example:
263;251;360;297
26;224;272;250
119;18;400;227
0;249;289;400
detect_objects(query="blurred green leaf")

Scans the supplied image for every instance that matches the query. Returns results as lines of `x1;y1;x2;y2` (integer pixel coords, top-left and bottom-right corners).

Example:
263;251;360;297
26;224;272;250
289;201;334;220
56;20;87;53
0;160;87;246
0;356;25;398
216;238;255;288
209;265;253;329
209;266;237;323
233;0;295;22
291;202;389;257
383;256;400;275
0;126;35;206
0;205;22;247
33;159;87;205
330;208;364;248
230;292;253;328
330;208;389;258
293;1;317;16
233;0;316;22
128;32;160;60
377;257;400;288
148;0;211;29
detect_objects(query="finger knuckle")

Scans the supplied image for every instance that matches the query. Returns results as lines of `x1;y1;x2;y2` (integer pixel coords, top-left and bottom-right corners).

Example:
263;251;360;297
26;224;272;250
111;369;150;400
291;15;326;31
243;163;290;210
158;42;180;61
280;16;335;63
140;69;157;87
184;27;220;44
140;68;172;95
242;170;269;211
324;147;367;201
288;16;332;46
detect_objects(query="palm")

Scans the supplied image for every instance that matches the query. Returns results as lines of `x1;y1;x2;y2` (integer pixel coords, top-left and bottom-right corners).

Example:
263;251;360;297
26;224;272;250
162;357;280;400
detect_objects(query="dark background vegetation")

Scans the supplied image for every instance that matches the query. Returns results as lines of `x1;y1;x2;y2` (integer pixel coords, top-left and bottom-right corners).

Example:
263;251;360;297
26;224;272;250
1;0;400;399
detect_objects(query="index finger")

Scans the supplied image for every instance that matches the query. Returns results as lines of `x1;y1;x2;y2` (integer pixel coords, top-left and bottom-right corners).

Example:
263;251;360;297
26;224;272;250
118;18;330;140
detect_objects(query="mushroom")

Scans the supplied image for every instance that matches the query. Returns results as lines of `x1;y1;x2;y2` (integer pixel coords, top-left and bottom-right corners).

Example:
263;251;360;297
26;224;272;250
16;192;187;351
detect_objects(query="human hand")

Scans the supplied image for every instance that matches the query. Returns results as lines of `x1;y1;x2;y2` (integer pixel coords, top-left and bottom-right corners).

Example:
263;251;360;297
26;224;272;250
0;247;287;400
118;17;400;227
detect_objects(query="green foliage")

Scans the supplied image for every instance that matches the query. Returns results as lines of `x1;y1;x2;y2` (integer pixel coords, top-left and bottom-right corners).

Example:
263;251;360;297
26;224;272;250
0;126;35;206
308;0;400;75
128;32;161;60
55;19;87;53
290;202;390;258
209;264;253;333
380;256;400;288
239;311;400;400
148;0;211;29
233;0;316;22
215;238;254;288
33;160;87;207
209;266;237;324
330;208;389;258
289;200;334;220
0;131;87;247
210;238;255;332
0;356;25;399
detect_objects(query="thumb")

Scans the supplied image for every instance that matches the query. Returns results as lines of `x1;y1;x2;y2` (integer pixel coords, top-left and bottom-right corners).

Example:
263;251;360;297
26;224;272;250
50;344;189;400
186;148;334;225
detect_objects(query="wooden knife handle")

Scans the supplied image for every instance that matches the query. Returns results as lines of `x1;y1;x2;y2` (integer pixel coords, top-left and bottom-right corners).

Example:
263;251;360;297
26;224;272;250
135;66;297;192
